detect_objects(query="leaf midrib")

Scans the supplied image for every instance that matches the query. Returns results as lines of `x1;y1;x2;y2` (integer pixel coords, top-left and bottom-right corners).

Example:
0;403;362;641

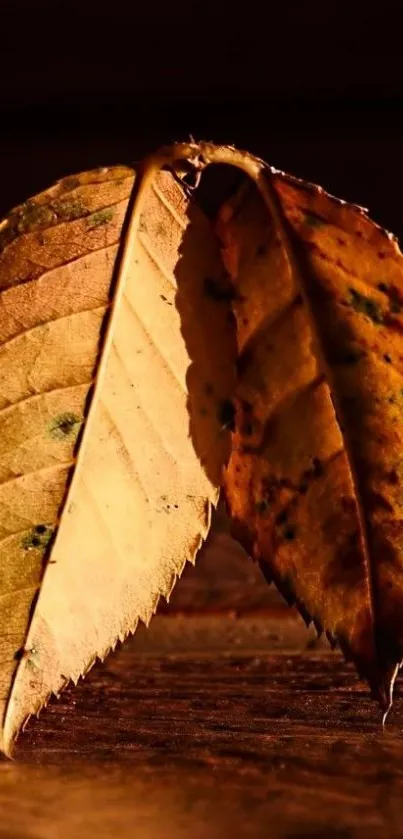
258;165;381;692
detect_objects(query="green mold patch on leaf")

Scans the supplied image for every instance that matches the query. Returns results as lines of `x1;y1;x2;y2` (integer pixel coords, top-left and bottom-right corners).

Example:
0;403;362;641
47;412;82;441
0;202;57;252
21;525;54;552
16;203;56;234
87;208;114;228
53;198;86;222
349;287;384;324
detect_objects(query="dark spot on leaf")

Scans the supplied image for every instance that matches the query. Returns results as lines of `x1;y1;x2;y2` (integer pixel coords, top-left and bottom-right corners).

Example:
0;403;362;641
155;222;167;238
48;412;82;440
312;457;323;478
284;527;296;541
377;282;402;313
21;525;54;551
276;510;289;525
378;251;387;260
303;211;325;228
137;218;147;234
339;350;362;365
203;276;237;302
217;399;236;431
35;525;47;535
255;499;270;515
14;647;30;662
241;399;253;413
349;288;384;324
337;237;346;246
237;348;254;376
256;242;269;257
242;422;254;436
298;482;308;495
204;383;214;396
384;353;392;364
387;468;399;485
61;176;80;192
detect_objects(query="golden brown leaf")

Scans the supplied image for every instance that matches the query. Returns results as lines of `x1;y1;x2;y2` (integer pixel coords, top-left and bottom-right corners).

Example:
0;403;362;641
0;156;235;754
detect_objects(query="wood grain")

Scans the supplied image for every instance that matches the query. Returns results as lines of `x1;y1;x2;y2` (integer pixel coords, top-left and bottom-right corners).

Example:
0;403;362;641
2;612;402;839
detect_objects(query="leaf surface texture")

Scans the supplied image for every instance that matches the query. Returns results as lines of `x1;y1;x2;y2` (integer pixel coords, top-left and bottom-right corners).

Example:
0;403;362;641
0;159;235;752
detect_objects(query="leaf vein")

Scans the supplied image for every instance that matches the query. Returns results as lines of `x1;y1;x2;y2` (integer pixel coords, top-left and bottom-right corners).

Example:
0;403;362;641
0;305;109;353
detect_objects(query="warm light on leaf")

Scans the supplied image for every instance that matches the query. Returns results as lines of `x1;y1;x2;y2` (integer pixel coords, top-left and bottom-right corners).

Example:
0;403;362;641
2;141;403;755
0;154;236;754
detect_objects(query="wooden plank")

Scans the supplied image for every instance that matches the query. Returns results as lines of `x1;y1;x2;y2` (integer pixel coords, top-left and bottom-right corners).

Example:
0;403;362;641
3;615;401;839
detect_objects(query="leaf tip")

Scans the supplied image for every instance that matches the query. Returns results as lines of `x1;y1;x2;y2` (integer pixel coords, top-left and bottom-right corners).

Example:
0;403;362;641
0;722;18;760
379;661;400;725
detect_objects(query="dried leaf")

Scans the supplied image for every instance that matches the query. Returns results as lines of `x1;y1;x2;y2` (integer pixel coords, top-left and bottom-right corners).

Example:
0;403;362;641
0;157;235;754
3;140;403;753
174;142;403;714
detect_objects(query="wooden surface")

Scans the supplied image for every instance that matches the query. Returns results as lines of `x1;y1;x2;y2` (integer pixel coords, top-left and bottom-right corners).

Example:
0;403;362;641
2;525;403;839
4;612;403;839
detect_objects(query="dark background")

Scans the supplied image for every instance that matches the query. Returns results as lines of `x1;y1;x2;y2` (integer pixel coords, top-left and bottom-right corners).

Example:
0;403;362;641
1;0;403;239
